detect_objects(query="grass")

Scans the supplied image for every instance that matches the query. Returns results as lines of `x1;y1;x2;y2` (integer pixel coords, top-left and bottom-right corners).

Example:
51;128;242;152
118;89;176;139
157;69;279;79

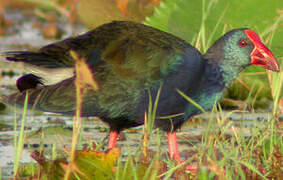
64;50;99;180
142;87;161;159
0;0;282;179
14;114;282;179
13;92;29;177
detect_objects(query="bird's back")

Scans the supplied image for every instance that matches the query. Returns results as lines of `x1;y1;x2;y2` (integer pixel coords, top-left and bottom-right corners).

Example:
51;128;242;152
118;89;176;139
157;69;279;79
4;21;205;130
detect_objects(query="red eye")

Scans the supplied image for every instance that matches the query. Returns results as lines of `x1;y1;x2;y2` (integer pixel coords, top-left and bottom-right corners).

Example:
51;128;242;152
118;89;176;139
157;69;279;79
239;39;248;47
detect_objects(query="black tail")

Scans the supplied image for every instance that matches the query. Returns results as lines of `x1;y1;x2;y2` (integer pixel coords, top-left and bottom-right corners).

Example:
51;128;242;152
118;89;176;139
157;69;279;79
3;51;64;68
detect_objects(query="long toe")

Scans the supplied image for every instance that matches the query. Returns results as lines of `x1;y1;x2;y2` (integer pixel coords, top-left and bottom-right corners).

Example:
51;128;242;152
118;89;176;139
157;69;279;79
184;164;198;174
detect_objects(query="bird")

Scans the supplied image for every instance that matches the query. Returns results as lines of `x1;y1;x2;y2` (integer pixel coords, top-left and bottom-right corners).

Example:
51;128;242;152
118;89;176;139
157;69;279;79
2;21;280;170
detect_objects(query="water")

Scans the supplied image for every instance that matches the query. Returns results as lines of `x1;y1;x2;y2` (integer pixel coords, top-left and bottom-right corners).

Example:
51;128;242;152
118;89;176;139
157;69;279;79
0;8;89;179
0;8;281;179
0;109;279;178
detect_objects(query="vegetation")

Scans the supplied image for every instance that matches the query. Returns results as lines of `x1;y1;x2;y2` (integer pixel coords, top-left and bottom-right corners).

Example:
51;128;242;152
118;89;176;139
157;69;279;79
0;0;282;179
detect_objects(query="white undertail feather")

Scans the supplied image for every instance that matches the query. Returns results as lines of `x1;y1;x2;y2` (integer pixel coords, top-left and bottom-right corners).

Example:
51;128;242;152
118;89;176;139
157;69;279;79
26;64;74;85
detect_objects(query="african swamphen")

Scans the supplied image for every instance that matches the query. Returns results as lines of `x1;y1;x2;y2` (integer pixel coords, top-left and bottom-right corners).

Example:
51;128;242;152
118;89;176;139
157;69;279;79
2;21;280;168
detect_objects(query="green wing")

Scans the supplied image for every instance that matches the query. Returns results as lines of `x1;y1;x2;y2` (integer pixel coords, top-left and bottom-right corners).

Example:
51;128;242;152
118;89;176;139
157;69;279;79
4;21;189;80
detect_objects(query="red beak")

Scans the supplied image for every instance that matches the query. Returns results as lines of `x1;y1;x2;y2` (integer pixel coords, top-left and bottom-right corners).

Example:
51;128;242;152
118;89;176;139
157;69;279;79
245;30;280;72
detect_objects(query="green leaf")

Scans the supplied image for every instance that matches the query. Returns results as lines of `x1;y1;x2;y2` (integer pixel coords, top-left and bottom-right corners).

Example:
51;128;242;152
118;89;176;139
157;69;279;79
145;0;283;57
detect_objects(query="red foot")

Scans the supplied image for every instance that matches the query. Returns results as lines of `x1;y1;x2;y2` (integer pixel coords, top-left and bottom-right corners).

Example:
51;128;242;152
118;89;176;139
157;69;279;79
175;160;198;173
168;132;198;173
184;164;198;173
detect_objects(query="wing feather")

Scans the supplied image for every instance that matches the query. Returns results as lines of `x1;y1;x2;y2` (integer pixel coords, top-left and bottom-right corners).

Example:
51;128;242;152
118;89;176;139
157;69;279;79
4;21;203;116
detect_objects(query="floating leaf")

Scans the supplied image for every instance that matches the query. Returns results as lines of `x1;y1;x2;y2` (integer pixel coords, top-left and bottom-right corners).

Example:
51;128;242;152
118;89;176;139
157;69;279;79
74;148;120;179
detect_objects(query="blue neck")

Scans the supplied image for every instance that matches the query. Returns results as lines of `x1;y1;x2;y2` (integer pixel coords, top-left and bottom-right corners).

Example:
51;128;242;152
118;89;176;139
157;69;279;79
184;61;225;119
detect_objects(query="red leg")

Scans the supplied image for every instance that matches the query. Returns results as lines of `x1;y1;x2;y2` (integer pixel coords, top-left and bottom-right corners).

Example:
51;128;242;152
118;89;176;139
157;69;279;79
167;132;198;172
108;131;119;149
168;132;181;160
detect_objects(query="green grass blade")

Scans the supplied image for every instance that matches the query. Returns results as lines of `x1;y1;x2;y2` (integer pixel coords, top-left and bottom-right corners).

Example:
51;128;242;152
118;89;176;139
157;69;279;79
13;92;29;177
176;89;206;113
238;160;267;180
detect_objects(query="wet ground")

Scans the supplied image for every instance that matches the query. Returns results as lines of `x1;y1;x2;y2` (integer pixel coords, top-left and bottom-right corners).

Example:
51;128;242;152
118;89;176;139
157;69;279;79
0;8;88;178
0;8;282;179
1;110;280;178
